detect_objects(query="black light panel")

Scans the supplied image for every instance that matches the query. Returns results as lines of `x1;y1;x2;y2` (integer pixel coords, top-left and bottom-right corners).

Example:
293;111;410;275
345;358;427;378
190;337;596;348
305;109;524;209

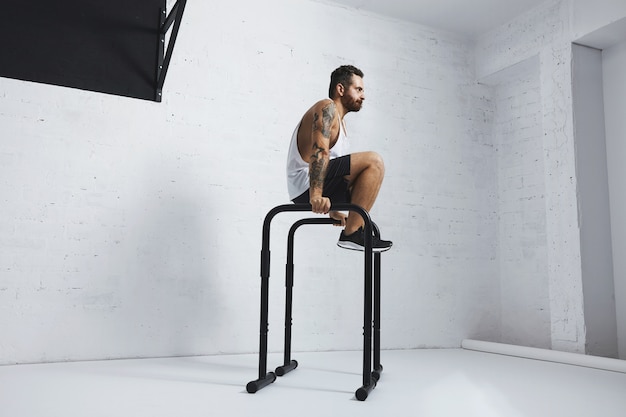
1;0;167;101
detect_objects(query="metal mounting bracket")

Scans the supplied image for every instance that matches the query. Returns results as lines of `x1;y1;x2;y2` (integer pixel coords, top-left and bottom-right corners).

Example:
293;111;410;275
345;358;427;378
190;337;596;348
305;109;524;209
155;0;187;102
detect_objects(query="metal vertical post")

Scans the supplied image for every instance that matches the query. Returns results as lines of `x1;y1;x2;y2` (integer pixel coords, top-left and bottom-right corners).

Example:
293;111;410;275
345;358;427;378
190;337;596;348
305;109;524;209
276;217;338;376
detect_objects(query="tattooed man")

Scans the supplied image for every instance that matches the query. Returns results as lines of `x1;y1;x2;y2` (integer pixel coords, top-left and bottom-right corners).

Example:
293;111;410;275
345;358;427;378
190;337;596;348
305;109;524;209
286;65;392;252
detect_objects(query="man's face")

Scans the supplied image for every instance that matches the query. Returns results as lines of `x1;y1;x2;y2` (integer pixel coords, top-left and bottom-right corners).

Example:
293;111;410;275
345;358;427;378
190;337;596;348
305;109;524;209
342;75;365;112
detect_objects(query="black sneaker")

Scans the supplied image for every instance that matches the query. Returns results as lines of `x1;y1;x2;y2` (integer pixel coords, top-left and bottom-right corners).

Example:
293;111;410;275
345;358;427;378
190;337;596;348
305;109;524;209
337;227;393;252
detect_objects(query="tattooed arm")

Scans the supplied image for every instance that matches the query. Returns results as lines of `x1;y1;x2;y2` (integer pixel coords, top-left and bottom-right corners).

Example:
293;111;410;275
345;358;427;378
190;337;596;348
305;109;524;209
309;101;337;214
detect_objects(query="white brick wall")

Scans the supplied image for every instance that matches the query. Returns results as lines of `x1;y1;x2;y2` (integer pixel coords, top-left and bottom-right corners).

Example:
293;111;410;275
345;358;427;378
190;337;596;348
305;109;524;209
2;0;625;364
483;57;551;348
603;38;626;359
476;0;588;353
0;0;501;363
475;0;569;79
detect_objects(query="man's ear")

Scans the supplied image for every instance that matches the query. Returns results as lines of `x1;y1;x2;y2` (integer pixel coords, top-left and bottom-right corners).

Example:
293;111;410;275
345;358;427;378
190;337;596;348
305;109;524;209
337;83;345;97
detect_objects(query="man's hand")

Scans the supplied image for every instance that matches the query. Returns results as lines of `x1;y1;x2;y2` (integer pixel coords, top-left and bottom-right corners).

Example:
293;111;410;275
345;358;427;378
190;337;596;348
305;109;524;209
310;196;331;214
329;210;348;227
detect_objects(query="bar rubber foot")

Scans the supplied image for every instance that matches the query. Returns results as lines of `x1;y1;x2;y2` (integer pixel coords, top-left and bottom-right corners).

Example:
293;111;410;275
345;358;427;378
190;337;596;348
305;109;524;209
275;360;298;376
246;372;276;393
355;382;376;401
372;364;383;381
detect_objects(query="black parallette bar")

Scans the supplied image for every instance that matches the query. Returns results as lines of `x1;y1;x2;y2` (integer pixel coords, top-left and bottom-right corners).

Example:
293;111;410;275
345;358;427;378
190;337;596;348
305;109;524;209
373;250;382;372
355;382;376;401
256;274;270;380
246;372;277;394
275;360;298;376
372;364;383;381
260;248;271;279
250;203;381;399
282;218;338;370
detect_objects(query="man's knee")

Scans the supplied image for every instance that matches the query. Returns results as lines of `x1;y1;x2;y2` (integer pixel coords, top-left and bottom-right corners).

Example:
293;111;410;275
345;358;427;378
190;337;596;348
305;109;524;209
347;151;385;182
364;151;385;176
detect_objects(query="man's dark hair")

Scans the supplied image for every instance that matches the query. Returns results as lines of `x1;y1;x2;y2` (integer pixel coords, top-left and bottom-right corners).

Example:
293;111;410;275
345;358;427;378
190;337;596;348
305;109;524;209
328;65;364;99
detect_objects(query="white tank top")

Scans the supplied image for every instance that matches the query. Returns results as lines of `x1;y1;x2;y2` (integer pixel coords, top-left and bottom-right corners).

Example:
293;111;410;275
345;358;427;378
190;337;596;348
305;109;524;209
286;119;349;200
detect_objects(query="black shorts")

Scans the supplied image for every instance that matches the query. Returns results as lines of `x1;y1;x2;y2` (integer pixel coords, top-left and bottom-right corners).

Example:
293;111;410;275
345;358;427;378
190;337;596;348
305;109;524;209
292;155;351;204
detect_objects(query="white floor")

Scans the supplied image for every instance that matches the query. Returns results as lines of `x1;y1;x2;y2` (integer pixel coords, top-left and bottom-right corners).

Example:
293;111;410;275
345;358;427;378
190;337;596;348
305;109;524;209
1;349;625;417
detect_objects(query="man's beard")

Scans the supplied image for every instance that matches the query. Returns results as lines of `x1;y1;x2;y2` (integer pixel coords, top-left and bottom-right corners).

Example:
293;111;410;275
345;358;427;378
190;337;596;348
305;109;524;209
346;98;363;112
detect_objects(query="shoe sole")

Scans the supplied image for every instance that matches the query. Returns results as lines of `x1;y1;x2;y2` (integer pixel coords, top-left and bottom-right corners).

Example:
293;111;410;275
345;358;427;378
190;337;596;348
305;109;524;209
337;241;392;253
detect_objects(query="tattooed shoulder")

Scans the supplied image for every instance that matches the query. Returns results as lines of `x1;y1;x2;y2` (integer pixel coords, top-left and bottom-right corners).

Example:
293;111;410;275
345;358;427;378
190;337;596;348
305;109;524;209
320;102;336;138
312;101;337;135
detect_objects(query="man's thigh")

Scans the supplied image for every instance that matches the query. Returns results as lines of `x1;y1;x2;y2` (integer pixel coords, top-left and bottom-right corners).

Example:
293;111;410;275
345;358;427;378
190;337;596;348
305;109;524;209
344;151;384;184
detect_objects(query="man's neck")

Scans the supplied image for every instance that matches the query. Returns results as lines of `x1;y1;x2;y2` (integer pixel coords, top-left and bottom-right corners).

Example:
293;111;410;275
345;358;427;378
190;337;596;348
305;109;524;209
333;98;348;120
